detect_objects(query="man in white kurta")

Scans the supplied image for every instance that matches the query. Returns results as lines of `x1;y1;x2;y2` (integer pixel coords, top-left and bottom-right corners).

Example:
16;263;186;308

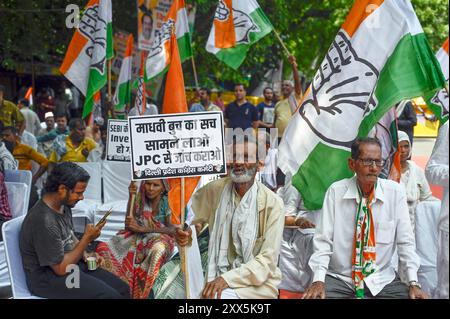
303;138;428;299
175;137;285;299
426;121;449;299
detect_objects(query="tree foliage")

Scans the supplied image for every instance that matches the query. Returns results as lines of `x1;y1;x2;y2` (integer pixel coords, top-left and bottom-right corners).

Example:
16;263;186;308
0;0;448;91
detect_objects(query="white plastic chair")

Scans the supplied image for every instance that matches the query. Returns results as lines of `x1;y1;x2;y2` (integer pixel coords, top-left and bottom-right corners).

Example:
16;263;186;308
1;215;43;298
0;243;9;288
0;180;30;288
72;162;103;231
102;161;132;203
415;200;441;297
4;170;32;213
75;162;102;203
5;182;29;218
94;201;128;243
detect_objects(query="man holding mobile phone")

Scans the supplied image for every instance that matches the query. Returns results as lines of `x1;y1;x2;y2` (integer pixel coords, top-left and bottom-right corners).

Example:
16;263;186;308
19;162;130;299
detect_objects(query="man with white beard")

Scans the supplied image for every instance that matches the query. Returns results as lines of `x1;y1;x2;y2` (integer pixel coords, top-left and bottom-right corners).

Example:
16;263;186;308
176;135;285;299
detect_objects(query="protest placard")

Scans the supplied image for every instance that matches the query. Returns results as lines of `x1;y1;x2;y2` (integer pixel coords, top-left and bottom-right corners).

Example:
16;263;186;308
106;119;131;162
129;112;226;180
137;0;173;52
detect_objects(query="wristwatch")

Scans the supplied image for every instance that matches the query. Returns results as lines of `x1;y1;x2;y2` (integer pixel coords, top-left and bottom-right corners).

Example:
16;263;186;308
409;281;422;289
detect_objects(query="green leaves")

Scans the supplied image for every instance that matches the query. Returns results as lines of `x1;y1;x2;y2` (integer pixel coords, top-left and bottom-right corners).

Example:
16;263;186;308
0;0;447;93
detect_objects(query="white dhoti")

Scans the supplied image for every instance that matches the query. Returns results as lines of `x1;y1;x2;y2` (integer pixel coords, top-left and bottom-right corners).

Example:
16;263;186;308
278;228;315;292
219;288;240;299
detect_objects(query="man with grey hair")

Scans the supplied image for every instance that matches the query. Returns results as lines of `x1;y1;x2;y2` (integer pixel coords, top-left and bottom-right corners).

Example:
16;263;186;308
175;135;285;299
303;138;427;299
274;55;303;143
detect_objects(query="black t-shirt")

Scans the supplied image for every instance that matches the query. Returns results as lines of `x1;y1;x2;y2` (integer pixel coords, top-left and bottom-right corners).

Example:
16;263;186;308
20;200;76;278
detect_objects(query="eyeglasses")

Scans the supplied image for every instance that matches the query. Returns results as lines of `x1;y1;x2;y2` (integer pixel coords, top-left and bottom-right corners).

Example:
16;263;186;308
357;158;386;167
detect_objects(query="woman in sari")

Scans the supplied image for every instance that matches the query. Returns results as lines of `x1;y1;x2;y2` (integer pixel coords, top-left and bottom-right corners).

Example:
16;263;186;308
96;179;176;299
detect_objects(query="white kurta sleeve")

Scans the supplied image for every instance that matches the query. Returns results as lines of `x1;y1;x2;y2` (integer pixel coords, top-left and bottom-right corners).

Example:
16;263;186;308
308;186;335;283
426;122;449;187
395;186;421;282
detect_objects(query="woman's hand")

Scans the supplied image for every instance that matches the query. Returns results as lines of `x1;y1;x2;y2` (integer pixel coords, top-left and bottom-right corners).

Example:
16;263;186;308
128;181;138;195
125;216;144;233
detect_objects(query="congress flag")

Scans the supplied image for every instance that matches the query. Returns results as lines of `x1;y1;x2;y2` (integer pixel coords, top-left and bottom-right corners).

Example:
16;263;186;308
60;0;114;119
145;0;192;81
425;37;449;124
206;0;273;70
278;0;446;210
113;34;134;114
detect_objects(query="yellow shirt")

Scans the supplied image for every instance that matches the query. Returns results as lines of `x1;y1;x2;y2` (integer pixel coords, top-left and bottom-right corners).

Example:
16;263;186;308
13;143;49;171
274;93;301;136
0;100;25;127
49;136;97;163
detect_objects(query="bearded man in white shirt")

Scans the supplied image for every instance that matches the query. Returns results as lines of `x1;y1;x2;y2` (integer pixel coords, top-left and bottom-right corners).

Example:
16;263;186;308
303;138;428;299
175;135;285;299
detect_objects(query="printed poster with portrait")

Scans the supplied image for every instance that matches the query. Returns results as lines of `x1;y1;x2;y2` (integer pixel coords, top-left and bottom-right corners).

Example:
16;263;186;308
137;0;173;52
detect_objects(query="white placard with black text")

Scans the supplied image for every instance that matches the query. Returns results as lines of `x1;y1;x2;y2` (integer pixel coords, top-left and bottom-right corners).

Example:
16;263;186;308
128;112;226;180
106;119;131;162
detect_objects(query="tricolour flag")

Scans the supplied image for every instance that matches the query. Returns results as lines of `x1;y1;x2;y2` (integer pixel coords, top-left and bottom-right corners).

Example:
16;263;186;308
113;34;133;114
278;0;446;210
25;87;33;107
162;33;200;225
88;91;102;126
145;0;192;81
60;0;114;119
425;37;449;124
206;0;273;70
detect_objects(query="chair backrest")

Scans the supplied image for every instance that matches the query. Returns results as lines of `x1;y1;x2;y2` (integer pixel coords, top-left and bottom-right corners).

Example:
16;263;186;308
75;162;102;202
1;215;34;298
4;170;32;212
5;182;29;218
0;243;10;287
102;161;132;203
94;201;128;242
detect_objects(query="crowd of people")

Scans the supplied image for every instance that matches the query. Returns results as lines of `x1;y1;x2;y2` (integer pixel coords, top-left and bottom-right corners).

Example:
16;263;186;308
0;52;448;300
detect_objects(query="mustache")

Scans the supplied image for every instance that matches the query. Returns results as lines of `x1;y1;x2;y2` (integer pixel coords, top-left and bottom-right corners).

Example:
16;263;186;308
230;166;256;183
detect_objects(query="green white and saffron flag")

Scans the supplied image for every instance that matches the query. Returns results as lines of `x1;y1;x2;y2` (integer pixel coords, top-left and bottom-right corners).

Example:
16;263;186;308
60;0;114;119
145;0;192;81
425;37;449;125
113;34;134;114
206;0;273;70
278;0;446;210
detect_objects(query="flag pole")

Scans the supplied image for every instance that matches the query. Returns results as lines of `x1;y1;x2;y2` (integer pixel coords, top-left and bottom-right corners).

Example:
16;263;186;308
274;30;291;57
108;59;112;102
191;56;200;89
180;177;190;299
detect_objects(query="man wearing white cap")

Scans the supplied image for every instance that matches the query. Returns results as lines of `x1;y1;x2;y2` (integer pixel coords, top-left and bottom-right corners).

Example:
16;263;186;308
37;113;69;147
37;112;56;158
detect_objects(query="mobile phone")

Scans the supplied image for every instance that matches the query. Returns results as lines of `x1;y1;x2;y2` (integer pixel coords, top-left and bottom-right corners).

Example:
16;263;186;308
96;208;113;227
